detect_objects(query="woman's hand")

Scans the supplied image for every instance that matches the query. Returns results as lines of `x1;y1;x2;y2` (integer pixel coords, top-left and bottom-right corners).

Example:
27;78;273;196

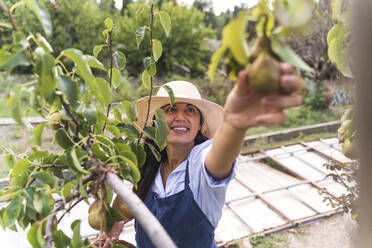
223;63;304;130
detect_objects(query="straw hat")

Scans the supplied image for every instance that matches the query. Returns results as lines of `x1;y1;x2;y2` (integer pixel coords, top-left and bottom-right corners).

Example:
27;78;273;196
136;81;224;138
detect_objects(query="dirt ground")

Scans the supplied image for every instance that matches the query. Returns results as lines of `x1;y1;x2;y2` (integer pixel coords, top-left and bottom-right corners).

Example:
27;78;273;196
234;214;352;248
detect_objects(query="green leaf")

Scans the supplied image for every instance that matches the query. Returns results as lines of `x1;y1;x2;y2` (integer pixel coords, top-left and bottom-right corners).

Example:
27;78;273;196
117;123;140;140
159;11;171;36
23;0;52;36
107;124;121;139
328;34;353;78
55;128;74;149
143;126;156;140
9;159;29;187
154;108;166;121
27;223;44;248
131;143;146;168
161;85;175;107
84;103;97;124
91;143;109;162
35;33;53;53
0;22;12;29
152;39;163;62
122;100;137;122
85;55;105;70
62;181;74;198
4;151;16;169
94;78;112;107
67;147;87;174
274;0;313;28
35;47;56;98
331;0;343;22
113;51;126;70
145;142;161;161
53;230;70;248
208;44;228;80
61;48;95;84
104;18;114;29
78;177;89;200
113;108;123;122
57;75;79;107
0;46;30;70
221;11;249;65
6;85;24;125
31;171;54;187
93;44;106;58
112;68;121;89
28;150;49;160
33;123;45;147
141;70;150;89
143;56;156;76
33;190;54;217
252;1;275;37
115;155;140;184
154;119;168;150
70;220;84;248
115;144;137;165
6;195;22;227
271;35;314;73
136;26;146;48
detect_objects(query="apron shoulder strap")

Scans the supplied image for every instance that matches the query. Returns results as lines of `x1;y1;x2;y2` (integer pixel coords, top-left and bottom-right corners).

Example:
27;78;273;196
184;160;190;187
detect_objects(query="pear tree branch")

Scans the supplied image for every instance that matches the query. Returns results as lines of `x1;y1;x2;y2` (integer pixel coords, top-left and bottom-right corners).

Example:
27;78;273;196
0;0;19;32
106;173;177;248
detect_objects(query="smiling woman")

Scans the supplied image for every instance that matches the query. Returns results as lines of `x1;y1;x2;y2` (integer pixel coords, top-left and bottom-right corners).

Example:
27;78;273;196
128;66;304;248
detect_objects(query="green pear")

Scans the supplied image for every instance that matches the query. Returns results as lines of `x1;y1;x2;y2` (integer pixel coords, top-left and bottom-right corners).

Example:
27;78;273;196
88;200;107;230
249;52;281;94
342;138;357;159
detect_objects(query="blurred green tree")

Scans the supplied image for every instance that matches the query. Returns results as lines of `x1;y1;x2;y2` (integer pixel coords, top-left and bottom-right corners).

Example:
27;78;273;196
114;0;215;77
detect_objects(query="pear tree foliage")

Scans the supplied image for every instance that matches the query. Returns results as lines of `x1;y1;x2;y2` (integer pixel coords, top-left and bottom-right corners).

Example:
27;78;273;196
0;0;172;247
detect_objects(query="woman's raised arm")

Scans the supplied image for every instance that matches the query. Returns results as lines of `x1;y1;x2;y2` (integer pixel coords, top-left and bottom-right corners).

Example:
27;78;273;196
205;64;304;179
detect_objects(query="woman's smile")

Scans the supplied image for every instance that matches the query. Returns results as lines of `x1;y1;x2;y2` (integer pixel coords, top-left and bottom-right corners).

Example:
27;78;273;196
162;102;201;145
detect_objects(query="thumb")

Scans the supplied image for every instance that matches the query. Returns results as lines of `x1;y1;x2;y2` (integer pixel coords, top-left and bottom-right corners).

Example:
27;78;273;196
235;70;251;96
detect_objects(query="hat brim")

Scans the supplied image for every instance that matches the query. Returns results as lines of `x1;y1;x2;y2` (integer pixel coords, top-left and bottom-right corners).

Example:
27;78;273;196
136;96;224;138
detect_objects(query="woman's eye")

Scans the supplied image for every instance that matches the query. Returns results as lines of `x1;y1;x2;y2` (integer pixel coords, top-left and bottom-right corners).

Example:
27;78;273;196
186;107;195;113
166;107;176;112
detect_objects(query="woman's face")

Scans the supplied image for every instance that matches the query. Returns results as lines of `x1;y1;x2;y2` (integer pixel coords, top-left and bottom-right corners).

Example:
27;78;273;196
161;102;201;147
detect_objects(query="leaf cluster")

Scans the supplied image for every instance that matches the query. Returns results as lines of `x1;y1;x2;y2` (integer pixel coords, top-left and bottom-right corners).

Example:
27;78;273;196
0;1;172;247
208;0;314;82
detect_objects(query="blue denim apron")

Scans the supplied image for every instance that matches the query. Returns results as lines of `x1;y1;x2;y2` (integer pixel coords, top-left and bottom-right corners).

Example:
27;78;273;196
135;161;218;248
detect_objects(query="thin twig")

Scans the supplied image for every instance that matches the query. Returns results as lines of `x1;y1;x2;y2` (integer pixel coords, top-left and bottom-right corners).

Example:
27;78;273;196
59;95;80;141
102;30;114;133
57;197;85;223
138;3;155;143
0;0;18;32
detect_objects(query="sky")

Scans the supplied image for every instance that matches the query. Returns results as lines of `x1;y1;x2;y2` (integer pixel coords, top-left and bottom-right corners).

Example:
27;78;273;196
178;0;258;14
114;0;259;15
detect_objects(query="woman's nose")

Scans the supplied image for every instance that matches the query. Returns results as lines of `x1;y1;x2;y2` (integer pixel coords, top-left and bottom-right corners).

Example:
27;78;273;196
174;110;186;121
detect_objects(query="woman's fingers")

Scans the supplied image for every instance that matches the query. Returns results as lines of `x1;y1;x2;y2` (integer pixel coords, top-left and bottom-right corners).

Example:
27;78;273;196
255;112;288;126
280;74;304;93
235;70;251;96
262;94;302;109
280;63;295;74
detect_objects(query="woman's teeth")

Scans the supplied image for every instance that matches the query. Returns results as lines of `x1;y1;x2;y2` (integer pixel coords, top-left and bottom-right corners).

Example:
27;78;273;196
173;127;187;131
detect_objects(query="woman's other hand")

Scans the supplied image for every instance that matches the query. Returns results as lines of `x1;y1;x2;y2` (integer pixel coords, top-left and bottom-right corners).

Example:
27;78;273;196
223;63;304;130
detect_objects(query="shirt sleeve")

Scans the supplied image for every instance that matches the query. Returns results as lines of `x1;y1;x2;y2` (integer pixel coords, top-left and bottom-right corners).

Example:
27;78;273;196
188;139;237;228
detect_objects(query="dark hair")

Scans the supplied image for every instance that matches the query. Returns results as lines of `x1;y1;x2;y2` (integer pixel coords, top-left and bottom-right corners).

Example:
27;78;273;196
134;130;208;201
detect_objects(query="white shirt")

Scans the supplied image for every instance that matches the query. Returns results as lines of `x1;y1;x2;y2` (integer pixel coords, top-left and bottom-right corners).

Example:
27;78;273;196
150;139;236;228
